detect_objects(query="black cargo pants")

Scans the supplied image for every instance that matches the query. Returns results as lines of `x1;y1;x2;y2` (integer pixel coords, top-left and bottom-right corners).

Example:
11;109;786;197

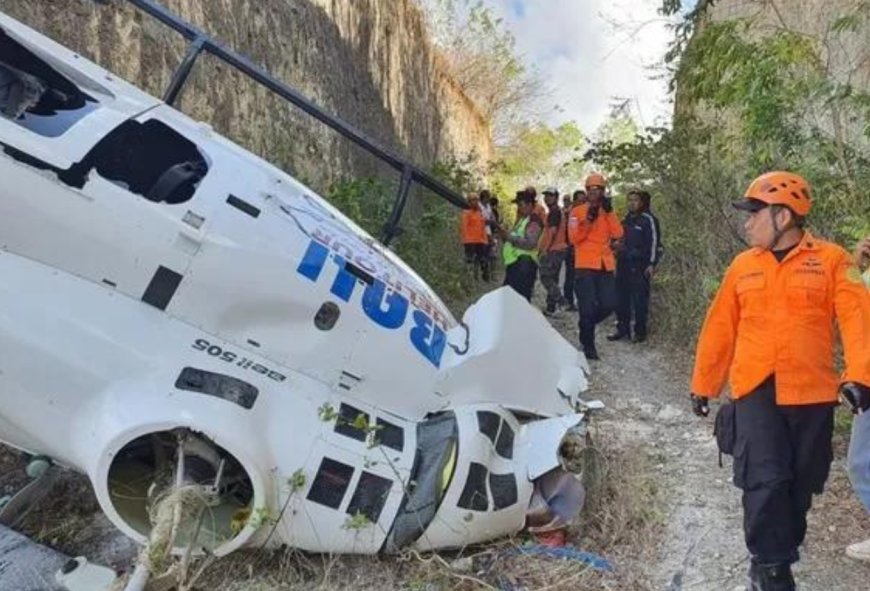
574;269;616;351
503;256;538;302
615;260;650;338
733;376;835;565
563;249;575;306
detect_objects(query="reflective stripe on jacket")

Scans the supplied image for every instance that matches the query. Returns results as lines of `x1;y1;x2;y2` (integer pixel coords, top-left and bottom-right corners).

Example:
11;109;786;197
691;232;870;405
568;204;624;271
461;208;487;244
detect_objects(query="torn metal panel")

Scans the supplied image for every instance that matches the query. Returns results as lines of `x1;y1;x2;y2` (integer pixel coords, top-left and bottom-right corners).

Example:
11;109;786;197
519;414;588;481
439;288;589;416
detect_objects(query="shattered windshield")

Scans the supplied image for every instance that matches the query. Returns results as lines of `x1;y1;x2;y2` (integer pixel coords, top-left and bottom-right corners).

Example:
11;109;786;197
0;29;98;137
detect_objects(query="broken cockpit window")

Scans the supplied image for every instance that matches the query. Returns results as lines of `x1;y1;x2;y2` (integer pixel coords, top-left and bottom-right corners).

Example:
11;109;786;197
0;29;98;136
59;119;209;204
384;412;457;551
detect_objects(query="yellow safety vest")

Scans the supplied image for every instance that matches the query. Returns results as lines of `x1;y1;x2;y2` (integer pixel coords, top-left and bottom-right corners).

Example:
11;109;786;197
503;216;539;266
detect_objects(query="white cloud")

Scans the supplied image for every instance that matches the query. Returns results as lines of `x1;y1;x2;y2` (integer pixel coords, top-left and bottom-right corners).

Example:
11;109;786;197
488;0;677;135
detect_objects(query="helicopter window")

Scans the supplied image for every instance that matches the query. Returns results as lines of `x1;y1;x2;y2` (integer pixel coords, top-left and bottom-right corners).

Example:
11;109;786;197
457;462;489;512
0;29;98;137
375;418;404;452
307;457;354;510
384;412;457;551
334;404;369;442
495;422;515;460
476;411;500;445
346;471;392;523
489;473;518;510
58;119;209;204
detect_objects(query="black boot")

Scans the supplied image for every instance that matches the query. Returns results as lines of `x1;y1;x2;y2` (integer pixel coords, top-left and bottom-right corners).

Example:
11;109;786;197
607;330;630;342
749;562;795;591
579;324;598;360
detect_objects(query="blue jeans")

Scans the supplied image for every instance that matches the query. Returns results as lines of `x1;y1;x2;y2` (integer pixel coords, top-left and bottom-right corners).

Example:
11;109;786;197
848;411;870;513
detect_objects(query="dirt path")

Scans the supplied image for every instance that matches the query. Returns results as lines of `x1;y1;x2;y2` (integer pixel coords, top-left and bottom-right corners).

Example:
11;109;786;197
547;307;870;590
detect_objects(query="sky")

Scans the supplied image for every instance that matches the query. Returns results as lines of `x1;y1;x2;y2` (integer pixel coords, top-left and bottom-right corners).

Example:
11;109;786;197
486;0;681;135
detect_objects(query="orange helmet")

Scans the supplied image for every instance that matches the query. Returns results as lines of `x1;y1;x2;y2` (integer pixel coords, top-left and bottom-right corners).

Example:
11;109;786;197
733;171;812;217
585;173;607;189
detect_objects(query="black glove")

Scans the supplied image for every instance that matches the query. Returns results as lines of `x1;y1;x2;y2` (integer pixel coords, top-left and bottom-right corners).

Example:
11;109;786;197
690;394;709;418
840;382;870;414
586;205;600;222
602;196;613;213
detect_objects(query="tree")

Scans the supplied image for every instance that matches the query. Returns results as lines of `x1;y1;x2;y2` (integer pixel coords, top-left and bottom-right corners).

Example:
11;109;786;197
490;121;586;196
417;0;550;143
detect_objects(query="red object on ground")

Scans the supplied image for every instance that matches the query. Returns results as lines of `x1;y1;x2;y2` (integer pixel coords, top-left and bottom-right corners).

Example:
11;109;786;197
533;528;567;547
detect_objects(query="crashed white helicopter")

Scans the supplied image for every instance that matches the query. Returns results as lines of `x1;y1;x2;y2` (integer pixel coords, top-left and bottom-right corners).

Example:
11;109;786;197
0;0;596;563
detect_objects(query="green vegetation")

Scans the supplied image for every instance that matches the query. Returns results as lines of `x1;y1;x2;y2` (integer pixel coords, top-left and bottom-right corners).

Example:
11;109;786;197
324;156;485;314
491;121;587;196
583;1;870;341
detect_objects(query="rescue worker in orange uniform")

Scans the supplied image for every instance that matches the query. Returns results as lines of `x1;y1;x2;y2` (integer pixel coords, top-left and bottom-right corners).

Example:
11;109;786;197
690;172;870;591
539;187;569;316
460;192;490;280
568;173;623;360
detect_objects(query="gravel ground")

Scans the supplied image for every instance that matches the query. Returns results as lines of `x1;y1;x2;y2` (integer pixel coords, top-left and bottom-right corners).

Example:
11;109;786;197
545;300;870;591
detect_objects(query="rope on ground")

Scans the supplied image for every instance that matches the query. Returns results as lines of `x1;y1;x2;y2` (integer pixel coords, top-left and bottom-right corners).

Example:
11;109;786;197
502;544;614;572
120;484;213;591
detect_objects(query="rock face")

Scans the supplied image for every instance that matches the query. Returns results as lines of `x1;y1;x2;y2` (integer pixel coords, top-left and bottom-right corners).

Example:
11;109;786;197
0;0;492;189
679;0;869;151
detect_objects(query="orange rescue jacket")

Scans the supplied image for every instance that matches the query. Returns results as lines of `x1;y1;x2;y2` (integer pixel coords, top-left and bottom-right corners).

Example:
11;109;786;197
691;232;870;405
461;208;487;245
540;208;569;255
568;204;624;270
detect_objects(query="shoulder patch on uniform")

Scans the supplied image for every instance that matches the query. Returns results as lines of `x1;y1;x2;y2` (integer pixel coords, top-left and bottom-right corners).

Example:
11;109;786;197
846;266;864;284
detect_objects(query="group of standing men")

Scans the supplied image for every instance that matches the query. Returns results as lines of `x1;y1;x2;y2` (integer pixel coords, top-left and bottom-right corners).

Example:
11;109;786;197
463;170;870;590
460;173;662;361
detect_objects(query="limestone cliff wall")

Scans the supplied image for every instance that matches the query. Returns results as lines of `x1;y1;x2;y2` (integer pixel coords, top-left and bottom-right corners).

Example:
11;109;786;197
0;0;493;189
676;0;869;151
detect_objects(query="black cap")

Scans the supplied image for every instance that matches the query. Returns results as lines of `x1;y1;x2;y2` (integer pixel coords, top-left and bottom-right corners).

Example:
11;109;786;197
543;187;559;196
513;191;536;204
732;198;769;212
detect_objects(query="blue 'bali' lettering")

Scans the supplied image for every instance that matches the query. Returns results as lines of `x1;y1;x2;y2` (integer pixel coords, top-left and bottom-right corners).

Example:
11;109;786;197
362;281;409;329
297;240;329;281
410;310;446;369
328;256;358;302
296;239;445;368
